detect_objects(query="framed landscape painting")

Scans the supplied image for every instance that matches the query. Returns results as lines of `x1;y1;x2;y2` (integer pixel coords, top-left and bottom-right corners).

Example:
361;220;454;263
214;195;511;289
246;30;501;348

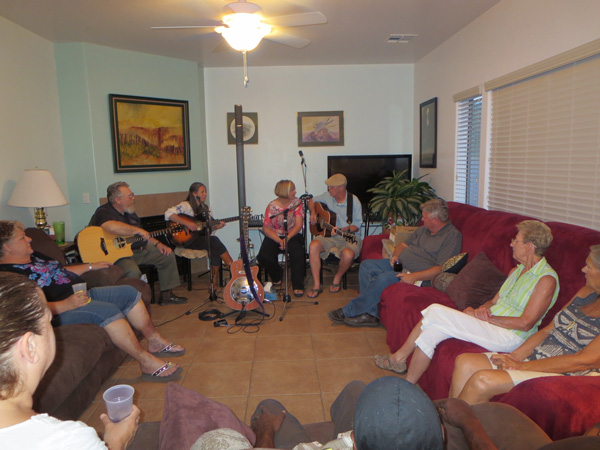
109;94;191;172
297;110;344;147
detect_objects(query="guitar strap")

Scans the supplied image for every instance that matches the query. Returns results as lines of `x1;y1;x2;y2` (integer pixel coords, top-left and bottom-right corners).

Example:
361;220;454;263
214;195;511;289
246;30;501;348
346;192;353;225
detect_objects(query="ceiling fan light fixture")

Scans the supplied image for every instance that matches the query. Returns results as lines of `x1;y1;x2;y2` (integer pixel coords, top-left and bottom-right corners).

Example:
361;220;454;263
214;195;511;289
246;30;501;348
216;13;271;52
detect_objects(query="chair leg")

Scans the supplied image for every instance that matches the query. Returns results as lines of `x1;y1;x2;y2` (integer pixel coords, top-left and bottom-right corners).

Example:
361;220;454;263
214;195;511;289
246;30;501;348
186;258;192;291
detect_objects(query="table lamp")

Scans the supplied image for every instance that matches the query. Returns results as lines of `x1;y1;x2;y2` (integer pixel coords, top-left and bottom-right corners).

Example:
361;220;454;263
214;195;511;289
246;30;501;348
8;169;68;229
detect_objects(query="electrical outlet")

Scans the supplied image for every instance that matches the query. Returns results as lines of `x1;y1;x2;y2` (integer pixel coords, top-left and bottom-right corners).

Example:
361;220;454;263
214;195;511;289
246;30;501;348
83;193;90;203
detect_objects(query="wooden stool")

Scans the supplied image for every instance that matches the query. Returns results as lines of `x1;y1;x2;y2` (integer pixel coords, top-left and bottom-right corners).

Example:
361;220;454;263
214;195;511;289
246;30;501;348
174;247;209;291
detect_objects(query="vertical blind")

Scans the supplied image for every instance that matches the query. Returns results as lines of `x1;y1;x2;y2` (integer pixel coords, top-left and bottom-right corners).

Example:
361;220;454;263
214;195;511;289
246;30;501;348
487;55;600;230
455;95;482;206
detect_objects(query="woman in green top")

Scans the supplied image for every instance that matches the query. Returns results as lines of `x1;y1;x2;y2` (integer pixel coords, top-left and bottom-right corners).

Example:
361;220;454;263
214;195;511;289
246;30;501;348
374;220;559;386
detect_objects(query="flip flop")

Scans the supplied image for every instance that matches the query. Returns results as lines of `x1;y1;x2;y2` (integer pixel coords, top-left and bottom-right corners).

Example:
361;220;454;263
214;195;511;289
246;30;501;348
141;362;182;383
150;343;186;357
374;355;407;374
329;283;342;293
307;288;323;299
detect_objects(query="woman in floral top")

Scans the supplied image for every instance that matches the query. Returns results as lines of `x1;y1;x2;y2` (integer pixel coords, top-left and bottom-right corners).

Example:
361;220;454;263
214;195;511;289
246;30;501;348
257;180;305;297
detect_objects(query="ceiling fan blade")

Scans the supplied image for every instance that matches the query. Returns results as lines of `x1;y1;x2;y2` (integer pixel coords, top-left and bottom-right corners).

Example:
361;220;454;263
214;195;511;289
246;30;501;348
267;11;327;28
263;30;310;49
151;24;221;30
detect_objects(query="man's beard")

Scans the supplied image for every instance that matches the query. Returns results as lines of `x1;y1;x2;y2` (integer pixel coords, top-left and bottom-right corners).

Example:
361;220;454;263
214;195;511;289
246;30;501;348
124;204;136;214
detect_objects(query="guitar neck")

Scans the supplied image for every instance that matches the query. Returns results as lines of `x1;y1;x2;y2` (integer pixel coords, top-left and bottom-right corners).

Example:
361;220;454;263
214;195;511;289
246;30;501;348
124;227;173;244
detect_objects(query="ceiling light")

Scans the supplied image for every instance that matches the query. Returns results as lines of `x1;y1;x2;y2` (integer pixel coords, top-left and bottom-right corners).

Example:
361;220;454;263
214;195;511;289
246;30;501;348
215;13;271;52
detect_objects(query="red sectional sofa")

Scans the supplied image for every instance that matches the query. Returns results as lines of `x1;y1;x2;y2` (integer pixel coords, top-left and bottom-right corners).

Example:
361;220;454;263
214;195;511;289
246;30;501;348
360;202;600;440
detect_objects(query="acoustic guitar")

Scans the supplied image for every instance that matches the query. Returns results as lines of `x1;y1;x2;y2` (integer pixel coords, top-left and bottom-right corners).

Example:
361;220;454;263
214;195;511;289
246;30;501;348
223;207;264;311
77;224;185;264
168;213;263;247
310;202;358;244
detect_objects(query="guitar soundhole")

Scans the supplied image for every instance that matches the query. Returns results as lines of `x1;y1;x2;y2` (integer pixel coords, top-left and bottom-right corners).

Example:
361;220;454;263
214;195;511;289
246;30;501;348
229;278;260;305
114;237;126;249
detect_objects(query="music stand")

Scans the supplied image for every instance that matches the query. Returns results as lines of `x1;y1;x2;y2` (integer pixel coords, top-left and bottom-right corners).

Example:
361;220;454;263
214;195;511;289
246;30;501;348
272;205;317;322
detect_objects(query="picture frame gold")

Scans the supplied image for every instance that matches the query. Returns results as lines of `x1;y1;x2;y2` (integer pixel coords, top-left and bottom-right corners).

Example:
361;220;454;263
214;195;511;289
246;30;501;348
109;94;191;173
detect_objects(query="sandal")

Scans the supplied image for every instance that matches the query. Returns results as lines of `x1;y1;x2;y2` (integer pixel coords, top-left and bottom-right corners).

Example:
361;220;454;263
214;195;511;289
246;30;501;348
293;290;304;297
307;288;323;299
150;343;186;357
374;355;407;374
141;362;182;382
329;283;342;293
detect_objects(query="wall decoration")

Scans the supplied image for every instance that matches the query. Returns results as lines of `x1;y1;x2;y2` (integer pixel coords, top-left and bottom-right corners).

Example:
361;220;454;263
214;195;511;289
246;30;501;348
227;112;259;144
297;111;344;147
419;97;437;168
109;94;191;173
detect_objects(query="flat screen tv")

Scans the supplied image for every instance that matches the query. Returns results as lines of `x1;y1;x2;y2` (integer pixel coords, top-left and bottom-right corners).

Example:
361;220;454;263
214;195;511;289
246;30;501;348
327;154;412;211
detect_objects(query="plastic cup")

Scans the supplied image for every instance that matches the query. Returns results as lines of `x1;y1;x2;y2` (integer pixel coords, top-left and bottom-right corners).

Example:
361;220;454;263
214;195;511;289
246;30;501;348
53;221;65;245
103;384;135;422
72;282;87;295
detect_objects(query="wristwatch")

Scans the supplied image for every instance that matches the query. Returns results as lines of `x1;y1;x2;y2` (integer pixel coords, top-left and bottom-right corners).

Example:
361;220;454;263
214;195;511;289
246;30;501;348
88;263;93;271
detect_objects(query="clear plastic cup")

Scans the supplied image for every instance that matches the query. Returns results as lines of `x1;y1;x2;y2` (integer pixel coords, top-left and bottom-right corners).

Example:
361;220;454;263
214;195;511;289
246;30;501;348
103;384;135;422
72;282;87;294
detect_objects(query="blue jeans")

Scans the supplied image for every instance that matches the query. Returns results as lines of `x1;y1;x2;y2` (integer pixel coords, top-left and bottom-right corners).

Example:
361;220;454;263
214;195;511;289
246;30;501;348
56;285;141;328
342;259;399;318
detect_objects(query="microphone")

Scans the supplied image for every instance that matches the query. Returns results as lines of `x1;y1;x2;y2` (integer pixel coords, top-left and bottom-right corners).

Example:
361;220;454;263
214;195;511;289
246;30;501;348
298;150;306;165
300;193;313;201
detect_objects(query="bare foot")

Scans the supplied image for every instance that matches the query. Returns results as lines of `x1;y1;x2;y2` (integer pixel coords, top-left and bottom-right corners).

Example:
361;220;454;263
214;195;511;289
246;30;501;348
251;405;286;448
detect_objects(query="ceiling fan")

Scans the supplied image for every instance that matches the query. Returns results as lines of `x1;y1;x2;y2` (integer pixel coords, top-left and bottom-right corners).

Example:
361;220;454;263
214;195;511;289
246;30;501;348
152;0;327;85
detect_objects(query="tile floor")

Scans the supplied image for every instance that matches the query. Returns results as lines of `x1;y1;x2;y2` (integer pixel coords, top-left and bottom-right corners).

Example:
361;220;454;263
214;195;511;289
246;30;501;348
78;265;393;435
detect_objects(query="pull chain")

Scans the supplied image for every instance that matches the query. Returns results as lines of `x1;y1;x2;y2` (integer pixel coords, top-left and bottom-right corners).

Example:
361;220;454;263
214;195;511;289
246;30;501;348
242;51;249;87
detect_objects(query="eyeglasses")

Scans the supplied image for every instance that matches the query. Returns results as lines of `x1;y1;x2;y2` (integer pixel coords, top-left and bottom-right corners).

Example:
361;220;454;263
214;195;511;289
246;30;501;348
120;193;135;199
511;238;536;248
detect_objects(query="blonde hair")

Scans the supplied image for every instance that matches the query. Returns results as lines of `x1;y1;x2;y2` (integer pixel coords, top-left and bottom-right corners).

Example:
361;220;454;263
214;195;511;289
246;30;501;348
590;245;600;269
516;220;553;256
274;180;295;199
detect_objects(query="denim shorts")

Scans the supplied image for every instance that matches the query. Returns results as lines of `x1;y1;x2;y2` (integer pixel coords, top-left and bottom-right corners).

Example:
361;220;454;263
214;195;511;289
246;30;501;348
55;285;141;328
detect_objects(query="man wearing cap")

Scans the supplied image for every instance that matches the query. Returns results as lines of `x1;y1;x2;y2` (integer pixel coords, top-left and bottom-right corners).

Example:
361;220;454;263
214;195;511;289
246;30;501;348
307;173;362;298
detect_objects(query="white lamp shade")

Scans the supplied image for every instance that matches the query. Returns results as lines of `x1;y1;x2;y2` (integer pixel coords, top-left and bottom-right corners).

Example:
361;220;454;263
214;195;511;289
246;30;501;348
8;169;68;208
215;13;271;52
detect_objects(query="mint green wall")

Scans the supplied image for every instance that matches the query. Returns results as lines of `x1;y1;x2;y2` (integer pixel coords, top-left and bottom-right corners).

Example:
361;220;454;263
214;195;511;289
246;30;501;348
55;43;208;234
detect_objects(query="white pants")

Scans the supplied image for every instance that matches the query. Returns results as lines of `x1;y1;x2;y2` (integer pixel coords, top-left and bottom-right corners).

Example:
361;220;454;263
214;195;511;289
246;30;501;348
415;304;524;359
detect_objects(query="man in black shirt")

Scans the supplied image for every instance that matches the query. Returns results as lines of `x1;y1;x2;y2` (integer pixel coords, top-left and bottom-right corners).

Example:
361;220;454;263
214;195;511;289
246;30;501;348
89;182;186;306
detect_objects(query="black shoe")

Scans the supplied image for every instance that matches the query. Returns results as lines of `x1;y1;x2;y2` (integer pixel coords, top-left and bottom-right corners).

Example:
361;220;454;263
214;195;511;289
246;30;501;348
343;313;380;327
159;292;188;306
328;308;346;324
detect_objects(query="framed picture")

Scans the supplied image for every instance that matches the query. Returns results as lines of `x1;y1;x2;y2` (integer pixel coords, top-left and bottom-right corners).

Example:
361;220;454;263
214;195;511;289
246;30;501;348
227;112;258;145
109;94;191;173
419;97;437;168
297;111;344;147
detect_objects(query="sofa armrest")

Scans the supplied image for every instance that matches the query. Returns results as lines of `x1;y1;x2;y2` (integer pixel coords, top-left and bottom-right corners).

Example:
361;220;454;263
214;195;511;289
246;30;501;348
360;233;389;261
495;376;600;440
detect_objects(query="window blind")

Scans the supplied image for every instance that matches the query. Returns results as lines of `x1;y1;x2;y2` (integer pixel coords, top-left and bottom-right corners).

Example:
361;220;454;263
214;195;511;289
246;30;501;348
455;95;482;206
487;55;600;230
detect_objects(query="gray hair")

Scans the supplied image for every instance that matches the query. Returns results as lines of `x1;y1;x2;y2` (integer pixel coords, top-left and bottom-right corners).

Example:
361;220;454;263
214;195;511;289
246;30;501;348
516;220;553;256
590;245;600;269
0;221;25;259
0;273;47;400
420;199;449;223
107;182;130;204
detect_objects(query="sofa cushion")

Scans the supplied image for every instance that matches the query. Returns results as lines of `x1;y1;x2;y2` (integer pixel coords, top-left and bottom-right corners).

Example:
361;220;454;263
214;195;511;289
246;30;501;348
446;252;507;310
26;227;67;265
159;382;255;450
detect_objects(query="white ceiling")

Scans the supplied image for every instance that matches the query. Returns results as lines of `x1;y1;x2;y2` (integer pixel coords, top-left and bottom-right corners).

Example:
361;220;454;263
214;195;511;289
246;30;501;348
0;0;501;67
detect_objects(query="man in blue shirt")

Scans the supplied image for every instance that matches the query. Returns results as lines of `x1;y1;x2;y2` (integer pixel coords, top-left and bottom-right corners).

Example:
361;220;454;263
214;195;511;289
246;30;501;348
307;174;362;298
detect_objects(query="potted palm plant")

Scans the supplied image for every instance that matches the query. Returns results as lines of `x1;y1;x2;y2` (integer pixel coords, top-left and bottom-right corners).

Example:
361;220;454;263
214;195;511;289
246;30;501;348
367;170;436;227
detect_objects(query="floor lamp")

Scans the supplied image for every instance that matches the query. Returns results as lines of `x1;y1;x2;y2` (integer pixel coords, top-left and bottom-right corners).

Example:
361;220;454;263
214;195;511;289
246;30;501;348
8;169;68;229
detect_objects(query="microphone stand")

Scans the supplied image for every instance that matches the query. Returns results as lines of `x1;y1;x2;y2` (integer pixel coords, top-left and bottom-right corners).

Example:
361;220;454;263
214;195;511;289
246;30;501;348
271;202;317;322
299;151;311;274
199;212;218;302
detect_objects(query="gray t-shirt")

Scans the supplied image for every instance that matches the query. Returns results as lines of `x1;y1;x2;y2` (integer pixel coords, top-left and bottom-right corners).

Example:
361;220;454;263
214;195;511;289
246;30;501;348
400;222;462;272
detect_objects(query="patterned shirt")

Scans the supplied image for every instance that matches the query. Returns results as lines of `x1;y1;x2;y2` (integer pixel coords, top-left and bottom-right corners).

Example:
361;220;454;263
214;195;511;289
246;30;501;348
263;200;303;236
491;257;559;340
528;292;600;376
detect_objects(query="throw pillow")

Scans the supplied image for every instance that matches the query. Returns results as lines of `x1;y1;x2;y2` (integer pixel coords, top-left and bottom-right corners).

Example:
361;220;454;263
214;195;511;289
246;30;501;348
432;272;457;293
159;382;255;450
445;252;507;310
441;253;469;274
382;238;395;259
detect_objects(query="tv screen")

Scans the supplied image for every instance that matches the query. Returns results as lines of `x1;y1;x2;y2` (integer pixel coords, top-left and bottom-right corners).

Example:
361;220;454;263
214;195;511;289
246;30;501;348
327;154;412;211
